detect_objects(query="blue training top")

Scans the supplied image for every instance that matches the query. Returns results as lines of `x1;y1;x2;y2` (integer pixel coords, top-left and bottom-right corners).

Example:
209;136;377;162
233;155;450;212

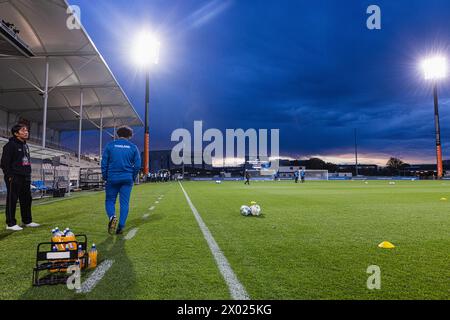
101;138;141;182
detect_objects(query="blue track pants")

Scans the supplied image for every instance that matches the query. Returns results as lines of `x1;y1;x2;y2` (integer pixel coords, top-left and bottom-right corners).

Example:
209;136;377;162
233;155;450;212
105;179;133;229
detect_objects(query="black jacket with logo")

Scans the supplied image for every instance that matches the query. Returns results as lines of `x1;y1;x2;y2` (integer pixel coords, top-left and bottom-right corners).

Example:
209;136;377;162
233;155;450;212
0;137;32;178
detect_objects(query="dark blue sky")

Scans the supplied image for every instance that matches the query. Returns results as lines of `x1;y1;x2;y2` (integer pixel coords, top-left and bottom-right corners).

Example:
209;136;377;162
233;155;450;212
62;0;450;165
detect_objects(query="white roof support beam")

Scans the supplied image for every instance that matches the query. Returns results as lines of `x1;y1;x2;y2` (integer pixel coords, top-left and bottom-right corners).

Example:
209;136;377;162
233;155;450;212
78;90;83;164
16;103;127;113
47;55;97;94
0;84;118;94
9;67;45;94
42;59;49;149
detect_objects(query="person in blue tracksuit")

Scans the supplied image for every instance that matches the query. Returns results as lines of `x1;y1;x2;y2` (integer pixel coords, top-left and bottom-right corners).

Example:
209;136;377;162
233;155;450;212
101;126;141;235
300;168;306;183
294;170;299;183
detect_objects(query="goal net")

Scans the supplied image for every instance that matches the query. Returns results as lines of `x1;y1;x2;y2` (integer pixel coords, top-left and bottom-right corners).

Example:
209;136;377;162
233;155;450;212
304;170;329;180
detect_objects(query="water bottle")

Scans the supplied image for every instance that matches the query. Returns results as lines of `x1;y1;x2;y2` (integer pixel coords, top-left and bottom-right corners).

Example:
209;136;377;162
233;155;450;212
88;244;97;269
64;228;76;250
54;227;64;237
78;244;84;258
52;228;63;251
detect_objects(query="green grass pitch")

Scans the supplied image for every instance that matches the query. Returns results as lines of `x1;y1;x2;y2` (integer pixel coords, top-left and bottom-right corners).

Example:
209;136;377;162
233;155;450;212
0;180;449;300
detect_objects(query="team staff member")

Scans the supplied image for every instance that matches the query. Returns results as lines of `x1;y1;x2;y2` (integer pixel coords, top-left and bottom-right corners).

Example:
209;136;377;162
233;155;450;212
1;124;40;231
101;126;141;235
244;170;251;185
300;168;306;183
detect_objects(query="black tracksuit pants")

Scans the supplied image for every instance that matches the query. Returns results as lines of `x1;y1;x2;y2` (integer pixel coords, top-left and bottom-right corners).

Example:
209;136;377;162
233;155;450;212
5;175;32;227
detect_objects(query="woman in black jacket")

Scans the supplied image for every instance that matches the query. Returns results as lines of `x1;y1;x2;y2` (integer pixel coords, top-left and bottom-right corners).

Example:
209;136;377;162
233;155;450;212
1;124;40;231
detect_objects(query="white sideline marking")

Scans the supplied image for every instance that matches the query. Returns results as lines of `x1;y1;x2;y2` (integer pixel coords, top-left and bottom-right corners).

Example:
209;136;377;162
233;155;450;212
149;206;155;211
76;259;114;294
155;201;159;204
178;182;250;300
143;213;150;219
124;228;138;240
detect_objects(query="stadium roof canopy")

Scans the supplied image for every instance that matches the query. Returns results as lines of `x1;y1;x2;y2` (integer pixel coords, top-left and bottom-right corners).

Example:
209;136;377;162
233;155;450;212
0;0;143;135
0;137;69;159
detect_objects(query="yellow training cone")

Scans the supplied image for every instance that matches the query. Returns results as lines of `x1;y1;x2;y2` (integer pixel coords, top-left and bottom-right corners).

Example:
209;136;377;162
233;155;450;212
250;201;257;205
378;241;395;249
440;197;447;201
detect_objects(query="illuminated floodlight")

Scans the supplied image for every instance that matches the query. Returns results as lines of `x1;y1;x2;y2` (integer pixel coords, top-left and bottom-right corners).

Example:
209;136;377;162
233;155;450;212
421;56;447;80
131;31;160;67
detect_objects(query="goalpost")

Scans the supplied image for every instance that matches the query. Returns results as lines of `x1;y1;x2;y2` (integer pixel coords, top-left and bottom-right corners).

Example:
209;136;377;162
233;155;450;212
304;170;329;180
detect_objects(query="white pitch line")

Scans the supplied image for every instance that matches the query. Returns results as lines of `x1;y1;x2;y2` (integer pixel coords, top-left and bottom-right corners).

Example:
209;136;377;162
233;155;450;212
143;213;150;219
155;201;159;204
76;259;114;294
124;228;139;240
178;182;250;300
149;206;155;211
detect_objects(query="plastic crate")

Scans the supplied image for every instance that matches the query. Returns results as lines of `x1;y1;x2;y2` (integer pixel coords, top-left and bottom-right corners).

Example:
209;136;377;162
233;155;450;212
32;234;88;287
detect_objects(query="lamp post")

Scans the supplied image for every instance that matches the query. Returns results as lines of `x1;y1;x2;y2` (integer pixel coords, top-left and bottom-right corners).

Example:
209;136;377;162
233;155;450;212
132;32;160;176
354;128;358;177
421;56;447;179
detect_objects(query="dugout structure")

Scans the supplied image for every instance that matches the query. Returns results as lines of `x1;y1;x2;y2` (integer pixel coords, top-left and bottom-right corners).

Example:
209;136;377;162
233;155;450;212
79;167;104;190
0;0;144;192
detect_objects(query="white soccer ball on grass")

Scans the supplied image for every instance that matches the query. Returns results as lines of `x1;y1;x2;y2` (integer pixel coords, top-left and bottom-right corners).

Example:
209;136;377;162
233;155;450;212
250;204;261;216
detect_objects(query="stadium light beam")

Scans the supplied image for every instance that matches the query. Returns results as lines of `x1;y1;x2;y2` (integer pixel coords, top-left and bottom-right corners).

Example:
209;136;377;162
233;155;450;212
132;32;160;67
421;55;447;179
421;56;447;81
132;31;161;177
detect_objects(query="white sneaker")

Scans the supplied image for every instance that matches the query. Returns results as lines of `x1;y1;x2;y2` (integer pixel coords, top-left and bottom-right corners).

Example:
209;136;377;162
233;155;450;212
24;222;40;228
6;225;23;231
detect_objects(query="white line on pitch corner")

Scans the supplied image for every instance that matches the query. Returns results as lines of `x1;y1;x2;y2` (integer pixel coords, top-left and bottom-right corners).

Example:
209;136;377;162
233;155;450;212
124;228;138;240
178;182;250;300
76;259;114;294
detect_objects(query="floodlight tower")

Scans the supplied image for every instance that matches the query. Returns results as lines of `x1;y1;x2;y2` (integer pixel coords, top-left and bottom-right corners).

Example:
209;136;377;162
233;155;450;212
132;31;160;176
421;56;447;179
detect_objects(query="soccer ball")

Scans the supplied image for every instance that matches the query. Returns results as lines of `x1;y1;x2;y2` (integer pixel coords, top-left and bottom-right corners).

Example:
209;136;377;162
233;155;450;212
250;204;261;216
240;205;252;216
215;180;222;184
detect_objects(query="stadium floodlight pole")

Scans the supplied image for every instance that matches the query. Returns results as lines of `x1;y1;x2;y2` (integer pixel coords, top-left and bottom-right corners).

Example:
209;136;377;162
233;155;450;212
421;56;447;179
432;82;443;179
132;31;160;176
354;128;359;176
144;69;150;176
